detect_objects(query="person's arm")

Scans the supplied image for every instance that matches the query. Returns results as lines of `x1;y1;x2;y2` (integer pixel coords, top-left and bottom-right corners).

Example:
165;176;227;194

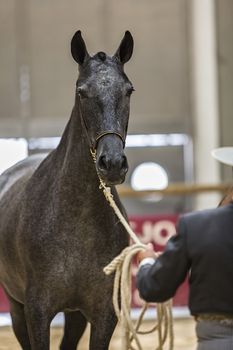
136;217;191;303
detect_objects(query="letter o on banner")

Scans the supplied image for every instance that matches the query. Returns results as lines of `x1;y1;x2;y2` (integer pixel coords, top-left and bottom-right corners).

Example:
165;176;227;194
153;220;176;246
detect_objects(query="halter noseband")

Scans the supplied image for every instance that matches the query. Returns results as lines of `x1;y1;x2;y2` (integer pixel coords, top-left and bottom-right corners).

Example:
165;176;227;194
95;131;125;147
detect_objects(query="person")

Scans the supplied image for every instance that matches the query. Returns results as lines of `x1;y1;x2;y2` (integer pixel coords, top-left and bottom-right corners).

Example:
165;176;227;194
136;147;233;350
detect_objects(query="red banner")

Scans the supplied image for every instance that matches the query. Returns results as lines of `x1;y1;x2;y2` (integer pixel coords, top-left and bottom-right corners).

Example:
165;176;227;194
130;214;188;308
0;214;188;312
0;288;9;312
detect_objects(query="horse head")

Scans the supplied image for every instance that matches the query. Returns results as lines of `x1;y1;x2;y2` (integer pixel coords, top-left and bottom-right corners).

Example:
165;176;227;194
71;30;134;185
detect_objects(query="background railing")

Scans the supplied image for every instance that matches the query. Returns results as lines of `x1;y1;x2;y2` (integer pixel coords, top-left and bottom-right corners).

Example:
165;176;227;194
118;183;231;197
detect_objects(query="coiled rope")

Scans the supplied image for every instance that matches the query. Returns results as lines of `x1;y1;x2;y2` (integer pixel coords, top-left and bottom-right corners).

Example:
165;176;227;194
91;150;174;349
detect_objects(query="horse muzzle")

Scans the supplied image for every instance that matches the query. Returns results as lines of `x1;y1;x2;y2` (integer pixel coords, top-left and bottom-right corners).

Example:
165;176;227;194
95;134;128;185
97;153;128;185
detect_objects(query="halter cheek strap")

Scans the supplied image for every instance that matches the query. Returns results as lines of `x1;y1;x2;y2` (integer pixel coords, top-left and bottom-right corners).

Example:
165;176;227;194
77;95;126;153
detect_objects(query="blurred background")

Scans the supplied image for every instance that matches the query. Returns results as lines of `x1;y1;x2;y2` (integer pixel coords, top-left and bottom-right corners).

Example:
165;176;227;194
0;0;232;346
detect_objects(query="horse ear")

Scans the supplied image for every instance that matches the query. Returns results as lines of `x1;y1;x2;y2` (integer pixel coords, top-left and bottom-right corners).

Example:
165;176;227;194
71;30;89;65
114;31;134;64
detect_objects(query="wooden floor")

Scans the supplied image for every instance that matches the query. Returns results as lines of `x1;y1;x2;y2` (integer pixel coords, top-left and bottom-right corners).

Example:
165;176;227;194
0;318;197;349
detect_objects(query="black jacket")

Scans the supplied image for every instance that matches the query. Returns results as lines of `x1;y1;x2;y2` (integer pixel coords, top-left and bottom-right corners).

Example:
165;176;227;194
136;202;233;316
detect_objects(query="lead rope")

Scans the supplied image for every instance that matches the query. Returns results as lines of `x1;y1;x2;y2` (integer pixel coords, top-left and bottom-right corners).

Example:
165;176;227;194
90;149;174;350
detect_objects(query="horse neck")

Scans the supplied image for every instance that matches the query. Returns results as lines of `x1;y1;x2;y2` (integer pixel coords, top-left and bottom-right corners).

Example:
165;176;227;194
54;96;98;188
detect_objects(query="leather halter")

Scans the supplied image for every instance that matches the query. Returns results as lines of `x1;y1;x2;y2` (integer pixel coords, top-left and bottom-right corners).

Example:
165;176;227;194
95;131;125;146
77;94;126;153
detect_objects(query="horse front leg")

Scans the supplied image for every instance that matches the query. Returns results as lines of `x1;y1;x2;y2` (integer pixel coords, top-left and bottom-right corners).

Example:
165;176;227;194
89;307;117;350
6;292;31;350
60;311;87;350
24;290;55;350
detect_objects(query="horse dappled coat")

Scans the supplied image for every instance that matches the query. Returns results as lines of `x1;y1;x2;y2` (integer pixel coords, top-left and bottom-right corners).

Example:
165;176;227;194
0;31;134;350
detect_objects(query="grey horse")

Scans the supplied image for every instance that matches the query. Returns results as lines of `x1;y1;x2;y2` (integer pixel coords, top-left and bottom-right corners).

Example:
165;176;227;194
0;30;134;350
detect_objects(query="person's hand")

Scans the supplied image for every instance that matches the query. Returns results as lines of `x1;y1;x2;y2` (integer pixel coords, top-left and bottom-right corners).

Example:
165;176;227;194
136;243;156;264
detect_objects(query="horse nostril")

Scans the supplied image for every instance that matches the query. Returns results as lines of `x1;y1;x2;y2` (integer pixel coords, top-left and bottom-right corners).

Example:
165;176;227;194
121;155;128;171
98;155;109;171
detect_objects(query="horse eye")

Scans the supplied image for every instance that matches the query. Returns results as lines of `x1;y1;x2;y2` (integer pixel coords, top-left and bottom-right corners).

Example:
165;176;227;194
77;87;88;99
126;87;135;97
